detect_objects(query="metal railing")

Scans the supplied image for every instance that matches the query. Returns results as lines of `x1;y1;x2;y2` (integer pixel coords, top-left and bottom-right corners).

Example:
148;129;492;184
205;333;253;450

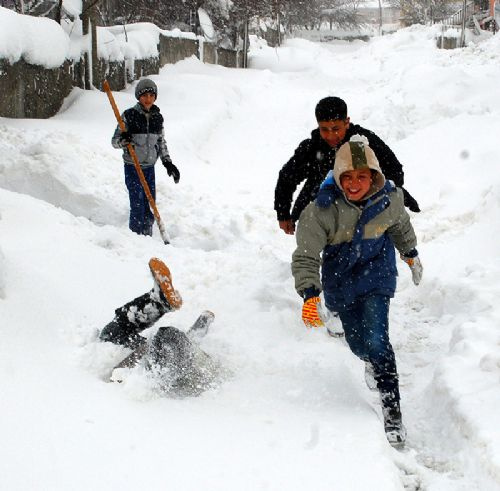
439;1;475;26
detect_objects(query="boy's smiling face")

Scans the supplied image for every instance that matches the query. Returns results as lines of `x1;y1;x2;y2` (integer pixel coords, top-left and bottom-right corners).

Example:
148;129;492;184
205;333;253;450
340;168;372;201
139;92;156;111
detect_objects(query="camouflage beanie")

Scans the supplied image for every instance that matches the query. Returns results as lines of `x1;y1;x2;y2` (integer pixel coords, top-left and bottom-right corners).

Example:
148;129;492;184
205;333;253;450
135;78;158;100
333;135;386;194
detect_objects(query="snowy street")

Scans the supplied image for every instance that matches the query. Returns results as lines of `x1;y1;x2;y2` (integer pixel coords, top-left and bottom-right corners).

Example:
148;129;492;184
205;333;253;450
1;25;500;490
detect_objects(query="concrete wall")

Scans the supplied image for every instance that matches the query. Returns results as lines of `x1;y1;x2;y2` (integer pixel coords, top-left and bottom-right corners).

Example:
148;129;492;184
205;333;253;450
0;34;243;119
202;42;217;65
159;36;199;67
217;48;242;68
129;57;160;84
0;59;74;118
436;35;461;48
94;59;128;91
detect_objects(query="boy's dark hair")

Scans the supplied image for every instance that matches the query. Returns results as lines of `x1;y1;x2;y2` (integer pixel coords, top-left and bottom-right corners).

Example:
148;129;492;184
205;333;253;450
315;97;348;121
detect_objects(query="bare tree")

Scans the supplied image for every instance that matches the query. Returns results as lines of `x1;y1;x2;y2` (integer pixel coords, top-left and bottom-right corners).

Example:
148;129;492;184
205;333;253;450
1;0;60;18
388;0;456;25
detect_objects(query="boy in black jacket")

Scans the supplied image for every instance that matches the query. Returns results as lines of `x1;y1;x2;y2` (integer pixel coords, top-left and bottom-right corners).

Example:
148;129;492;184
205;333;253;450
274;96;420;235
112;78;180;236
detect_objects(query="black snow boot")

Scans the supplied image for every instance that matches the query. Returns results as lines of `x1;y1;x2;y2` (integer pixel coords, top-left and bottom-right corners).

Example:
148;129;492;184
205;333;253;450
380;390;406;448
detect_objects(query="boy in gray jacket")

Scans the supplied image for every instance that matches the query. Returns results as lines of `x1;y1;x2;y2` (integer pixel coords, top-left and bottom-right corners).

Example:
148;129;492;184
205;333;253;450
292;135;423;448
112;78;180;236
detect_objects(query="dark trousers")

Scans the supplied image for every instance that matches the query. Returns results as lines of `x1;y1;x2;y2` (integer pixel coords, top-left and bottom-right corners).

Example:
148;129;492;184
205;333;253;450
100;293;197;389
124;164;156;236
100;290;170;348
338;294;400;400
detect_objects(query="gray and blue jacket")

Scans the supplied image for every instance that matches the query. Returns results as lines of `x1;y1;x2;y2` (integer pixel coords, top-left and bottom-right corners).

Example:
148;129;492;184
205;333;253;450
292;140;417;312
112;103;171;168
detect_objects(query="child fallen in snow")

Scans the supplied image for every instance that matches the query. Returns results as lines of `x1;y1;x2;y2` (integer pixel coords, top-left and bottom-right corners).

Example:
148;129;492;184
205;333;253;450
291;136;423;448
99;258;219;396
111;78;180;236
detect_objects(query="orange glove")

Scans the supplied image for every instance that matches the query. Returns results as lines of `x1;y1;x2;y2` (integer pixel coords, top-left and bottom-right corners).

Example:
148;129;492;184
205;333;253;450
302;296;324;328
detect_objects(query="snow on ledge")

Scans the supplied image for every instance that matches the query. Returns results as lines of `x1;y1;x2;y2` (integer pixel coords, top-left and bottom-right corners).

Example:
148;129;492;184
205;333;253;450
0;6;70;68
0;8;199;67
98;23;197;62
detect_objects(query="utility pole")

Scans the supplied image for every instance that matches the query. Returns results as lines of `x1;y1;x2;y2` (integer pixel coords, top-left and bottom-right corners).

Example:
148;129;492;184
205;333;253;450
81;5;91;89
276;0;281;46
81;0;100;89
460;0;467;47
243;17;249;68
91;5;98;87
378;0;383;35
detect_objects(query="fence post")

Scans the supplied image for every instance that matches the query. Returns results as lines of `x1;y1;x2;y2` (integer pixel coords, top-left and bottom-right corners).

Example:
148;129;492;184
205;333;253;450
460;0;467;46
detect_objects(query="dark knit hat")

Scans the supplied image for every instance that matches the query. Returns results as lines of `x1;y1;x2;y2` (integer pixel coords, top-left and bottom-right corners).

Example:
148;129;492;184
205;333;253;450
315;96;347;121
135;78;158;100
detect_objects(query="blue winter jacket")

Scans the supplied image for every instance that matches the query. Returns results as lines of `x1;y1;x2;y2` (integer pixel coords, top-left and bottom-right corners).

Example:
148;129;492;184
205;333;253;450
292;174;417;312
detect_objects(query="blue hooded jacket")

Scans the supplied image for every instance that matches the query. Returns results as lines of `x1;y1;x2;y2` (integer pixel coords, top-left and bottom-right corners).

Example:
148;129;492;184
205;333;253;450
314;173;398;311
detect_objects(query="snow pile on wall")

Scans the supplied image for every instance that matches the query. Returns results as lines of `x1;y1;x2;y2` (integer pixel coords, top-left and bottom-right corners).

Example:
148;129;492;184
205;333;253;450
101;23;197;62
0;7;198;68
0;6;70;68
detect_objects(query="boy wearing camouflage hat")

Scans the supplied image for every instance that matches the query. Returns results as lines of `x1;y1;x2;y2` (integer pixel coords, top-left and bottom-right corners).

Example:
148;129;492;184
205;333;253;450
112;78;180;236
291;135;423;448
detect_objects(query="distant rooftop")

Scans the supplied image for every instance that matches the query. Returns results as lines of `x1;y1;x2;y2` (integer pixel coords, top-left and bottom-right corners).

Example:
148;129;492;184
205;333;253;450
321;1;394;13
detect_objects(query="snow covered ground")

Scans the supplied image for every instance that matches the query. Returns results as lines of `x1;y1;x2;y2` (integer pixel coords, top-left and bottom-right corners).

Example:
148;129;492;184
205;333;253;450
1;25;500;490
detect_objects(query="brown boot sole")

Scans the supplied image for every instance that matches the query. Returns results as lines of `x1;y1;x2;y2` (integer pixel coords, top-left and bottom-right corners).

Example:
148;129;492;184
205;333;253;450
148;257;183;310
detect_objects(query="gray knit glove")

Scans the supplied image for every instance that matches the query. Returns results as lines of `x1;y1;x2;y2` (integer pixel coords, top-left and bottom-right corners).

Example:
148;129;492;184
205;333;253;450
401;251;423;286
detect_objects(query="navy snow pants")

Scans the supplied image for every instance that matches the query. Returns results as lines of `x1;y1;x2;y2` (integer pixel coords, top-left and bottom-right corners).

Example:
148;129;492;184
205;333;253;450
124;164;156;236
338;294;400;400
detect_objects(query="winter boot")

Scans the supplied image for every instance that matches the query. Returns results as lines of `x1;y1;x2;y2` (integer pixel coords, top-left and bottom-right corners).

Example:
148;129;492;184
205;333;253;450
187;310;215;340
380;391;406;448
149;257;183;310
364;361;378;391
324;311;345;338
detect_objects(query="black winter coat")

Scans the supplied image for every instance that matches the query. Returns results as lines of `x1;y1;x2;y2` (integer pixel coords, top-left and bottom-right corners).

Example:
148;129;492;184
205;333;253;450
274;124;419;221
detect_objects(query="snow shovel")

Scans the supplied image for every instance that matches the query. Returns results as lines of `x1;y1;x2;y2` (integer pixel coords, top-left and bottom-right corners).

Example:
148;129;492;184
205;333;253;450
103;79;170;245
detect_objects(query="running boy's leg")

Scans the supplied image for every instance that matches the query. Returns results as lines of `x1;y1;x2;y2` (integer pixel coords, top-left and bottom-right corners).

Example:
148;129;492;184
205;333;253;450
339;294;405;446
338;295;398;396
